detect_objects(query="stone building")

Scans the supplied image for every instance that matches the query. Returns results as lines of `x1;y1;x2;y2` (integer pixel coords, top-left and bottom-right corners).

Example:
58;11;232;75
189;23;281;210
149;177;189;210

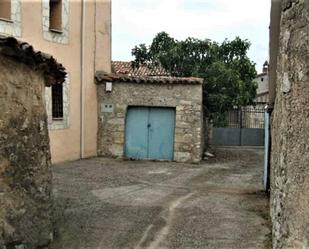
269;0;309;248
254;61;269;104
95;72;204;163
0;0;111;163
0;37;66;249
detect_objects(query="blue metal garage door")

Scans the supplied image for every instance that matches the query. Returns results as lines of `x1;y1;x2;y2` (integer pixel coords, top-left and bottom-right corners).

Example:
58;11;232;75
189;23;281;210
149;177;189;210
125;107;175;160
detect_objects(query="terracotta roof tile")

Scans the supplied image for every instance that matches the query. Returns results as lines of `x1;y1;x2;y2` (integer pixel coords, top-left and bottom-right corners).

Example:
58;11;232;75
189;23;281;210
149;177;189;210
0;36;66;86
95;71;203;85
112;61;170;76
107;61;203;85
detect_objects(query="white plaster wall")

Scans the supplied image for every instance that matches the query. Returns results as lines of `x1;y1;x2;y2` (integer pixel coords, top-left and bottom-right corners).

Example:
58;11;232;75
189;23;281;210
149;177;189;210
255;74;269;95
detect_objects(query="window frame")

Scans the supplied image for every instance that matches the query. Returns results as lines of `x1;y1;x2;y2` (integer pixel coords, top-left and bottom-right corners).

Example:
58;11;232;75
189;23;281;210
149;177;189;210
42;0;69;44
45;73;70;130
0;0;21;37
0;0;12;22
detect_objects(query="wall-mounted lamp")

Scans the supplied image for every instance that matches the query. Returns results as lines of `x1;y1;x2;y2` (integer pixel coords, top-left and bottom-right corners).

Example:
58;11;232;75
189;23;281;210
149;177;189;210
106;82;112;92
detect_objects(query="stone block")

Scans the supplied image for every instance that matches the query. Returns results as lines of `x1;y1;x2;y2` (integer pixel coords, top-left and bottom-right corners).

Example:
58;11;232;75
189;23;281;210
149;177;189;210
109;144;124;157
176;105;184;111
180;100;192;105
177;122;191;129
113;132;124;144
175;134;186;143
174;152;191;162
108;118;125;125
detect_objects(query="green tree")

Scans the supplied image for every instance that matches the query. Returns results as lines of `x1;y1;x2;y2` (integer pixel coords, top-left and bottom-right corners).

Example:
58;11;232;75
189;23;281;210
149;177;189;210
132;32;257;116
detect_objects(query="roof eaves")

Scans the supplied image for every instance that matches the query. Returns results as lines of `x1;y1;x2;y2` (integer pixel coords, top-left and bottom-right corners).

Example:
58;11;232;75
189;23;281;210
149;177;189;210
0;36;66;86
95;71;203;85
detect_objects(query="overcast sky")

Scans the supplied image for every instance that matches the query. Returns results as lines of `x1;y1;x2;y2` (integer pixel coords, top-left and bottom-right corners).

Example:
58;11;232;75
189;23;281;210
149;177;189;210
112;0;271;73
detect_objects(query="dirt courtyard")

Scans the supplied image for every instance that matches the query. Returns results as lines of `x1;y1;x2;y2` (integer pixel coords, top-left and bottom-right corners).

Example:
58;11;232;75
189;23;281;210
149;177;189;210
51;147;271;249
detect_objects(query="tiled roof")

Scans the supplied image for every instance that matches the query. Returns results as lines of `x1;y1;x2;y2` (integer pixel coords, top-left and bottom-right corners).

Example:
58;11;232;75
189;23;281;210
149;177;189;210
0;36;66;86
95;71;203;85
112;61;170;76
107;61;203;85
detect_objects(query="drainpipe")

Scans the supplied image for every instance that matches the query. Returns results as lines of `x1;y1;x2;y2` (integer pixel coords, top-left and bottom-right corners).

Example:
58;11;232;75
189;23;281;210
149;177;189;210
80;0;86;158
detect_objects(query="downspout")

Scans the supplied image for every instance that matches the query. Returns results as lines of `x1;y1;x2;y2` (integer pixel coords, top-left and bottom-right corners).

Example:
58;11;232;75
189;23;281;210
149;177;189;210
80;0;86;158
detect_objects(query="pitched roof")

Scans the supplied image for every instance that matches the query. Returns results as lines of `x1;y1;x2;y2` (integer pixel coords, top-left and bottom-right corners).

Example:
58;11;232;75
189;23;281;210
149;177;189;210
107;61;203;85
112;61;170;76
95;71;203;85
0;36;66;86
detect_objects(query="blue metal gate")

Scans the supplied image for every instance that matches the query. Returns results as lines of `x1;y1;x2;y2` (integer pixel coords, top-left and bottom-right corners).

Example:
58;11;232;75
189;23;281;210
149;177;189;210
211;106;265;146
125;107;175;160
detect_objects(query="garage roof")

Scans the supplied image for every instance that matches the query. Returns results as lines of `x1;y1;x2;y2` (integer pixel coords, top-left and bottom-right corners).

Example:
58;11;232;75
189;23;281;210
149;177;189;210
95;71;203;85
112;61;170;77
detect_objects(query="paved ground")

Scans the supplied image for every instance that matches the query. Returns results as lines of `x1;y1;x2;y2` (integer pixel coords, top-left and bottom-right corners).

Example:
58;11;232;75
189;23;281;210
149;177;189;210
51;147;271;249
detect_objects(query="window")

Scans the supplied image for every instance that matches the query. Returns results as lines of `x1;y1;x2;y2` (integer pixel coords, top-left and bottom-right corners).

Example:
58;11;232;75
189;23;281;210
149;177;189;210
0;0;11;21
52;84;63;119
43;0;68;44
45;74;70;130
0;0;21;37
49;0;62;31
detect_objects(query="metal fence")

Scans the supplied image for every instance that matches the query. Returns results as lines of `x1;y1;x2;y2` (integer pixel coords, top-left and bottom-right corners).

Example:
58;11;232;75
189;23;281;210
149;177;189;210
211;106;266;146
213;106;265;129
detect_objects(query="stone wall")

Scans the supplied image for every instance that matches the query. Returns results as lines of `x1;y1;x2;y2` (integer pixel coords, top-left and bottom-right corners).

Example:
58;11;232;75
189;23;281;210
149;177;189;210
0;55;53;249
97;82;203;163
270;1;309;248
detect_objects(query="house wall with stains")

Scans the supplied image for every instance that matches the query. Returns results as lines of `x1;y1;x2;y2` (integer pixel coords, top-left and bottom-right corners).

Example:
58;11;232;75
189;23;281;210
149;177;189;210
0;0;112;163
0;54;53;249
270;1;309;248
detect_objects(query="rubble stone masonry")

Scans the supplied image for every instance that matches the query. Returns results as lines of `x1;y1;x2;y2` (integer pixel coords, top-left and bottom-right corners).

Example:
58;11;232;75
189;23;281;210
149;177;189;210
97;82;203;163
270;1;309;248
0;55;53;249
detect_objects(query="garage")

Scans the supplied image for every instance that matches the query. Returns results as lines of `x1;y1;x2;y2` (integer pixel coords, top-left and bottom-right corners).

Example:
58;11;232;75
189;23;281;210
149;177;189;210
125;106;176;160
95;71;204;163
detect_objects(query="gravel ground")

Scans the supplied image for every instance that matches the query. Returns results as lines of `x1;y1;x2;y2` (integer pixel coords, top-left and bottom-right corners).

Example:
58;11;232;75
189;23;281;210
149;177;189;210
51;147;271;249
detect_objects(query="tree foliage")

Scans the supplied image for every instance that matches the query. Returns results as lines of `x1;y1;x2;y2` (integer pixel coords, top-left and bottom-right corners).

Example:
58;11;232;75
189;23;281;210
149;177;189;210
132;32;257;115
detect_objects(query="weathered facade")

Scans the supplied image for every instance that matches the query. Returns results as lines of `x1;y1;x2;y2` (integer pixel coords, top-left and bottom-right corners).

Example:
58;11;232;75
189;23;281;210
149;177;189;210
270;1;309;248
0;0;112;163
0;37;65;249
96;73;204;163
